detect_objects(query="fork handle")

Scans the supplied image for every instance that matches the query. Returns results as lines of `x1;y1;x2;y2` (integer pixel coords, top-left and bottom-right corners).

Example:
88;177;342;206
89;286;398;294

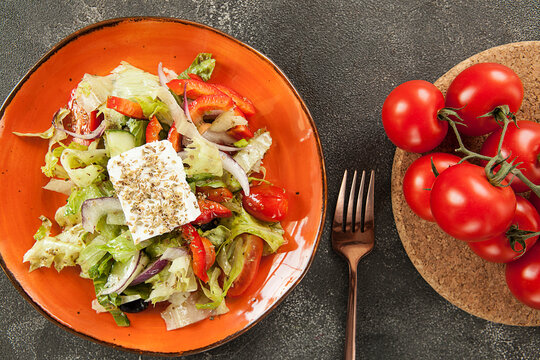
345;260;358;360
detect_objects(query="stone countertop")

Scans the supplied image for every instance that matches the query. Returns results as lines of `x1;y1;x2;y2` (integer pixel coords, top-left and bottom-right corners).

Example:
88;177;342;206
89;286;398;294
0;1;539;359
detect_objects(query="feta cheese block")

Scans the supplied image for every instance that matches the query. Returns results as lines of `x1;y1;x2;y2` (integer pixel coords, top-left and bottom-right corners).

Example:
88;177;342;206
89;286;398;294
107;140;200;244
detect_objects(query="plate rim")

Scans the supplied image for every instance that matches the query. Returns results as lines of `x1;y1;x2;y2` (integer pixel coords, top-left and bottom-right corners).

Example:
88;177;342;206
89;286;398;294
0;16;328;356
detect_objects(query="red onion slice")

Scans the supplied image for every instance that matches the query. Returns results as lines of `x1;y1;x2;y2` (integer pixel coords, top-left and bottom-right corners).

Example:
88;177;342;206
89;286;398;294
100;251;148;296
81;197;123;232
129;258;169;286
129;247;188;286
220;151;250;196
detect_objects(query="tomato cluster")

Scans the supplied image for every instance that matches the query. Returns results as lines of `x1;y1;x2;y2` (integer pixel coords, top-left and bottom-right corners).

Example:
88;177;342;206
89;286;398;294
383;63;540;310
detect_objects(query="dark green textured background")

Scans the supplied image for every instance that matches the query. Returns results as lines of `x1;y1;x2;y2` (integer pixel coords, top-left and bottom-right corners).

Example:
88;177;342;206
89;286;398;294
0;1;539;359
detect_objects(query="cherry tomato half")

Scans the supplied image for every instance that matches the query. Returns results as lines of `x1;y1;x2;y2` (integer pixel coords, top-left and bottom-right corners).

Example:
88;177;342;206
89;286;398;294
430;162;517;241
382;80;448;153
506;242;540;309
468;196;540;263
480;120;540;193
445;63;524;136
403;153;461;222
242;185;288;222
227;234;264;297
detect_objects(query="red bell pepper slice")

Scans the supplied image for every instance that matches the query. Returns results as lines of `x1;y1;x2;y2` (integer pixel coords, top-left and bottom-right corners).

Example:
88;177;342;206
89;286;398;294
188;73;204;81
201;237;216;270
227;125;254;140
166;79;223;99
192;199;233;225
106;96;145;119
167;123;182;152
181;224;215;282
188;94;234;127
212;84;256;116
146;116;162;143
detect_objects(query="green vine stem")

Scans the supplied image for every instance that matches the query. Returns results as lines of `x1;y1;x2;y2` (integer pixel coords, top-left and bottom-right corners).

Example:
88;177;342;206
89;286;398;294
445;108;540;198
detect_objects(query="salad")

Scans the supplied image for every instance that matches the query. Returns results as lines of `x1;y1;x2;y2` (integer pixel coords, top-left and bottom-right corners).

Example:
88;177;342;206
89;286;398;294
15;53;289;330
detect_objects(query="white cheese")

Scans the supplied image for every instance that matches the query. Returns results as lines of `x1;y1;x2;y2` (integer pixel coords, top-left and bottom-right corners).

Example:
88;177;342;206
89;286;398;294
107;140;200;244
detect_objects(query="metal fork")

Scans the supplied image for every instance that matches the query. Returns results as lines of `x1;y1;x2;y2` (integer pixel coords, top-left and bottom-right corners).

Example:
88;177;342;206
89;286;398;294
332;170;375;360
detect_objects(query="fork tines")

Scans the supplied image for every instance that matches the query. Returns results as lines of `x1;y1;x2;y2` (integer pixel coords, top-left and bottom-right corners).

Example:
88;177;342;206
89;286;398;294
334;170;375;233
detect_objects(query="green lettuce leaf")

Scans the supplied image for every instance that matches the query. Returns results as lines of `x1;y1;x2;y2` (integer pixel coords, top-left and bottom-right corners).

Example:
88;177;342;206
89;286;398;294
23;223;87;272
13;125;55;139
183;138;223;177
60;145;108;187
222;204;285;253
202;225;230;247
77;235;108;277
74;74;114;114
178;53;215;81
233;130;272;173
102;230;137;263
64;184;103;216
33;216;52;241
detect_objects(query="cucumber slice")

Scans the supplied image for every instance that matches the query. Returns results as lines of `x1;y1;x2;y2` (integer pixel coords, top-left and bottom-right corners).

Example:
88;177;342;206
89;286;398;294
105;130;136;157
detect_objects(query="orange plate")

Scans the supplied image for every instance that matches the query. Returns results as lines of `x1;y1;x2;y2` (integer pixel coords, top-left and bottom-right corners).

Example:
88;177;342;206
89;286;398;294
0;18;327;355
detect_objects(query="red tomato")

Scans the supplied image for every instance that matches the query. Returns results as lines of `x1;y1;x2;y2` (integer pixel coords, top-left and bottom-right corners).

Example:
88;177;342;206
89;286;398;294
506;242;540;309
242;185;288;222
403;153;461;221
529;192;540;214
480;120;540;193
227;234;264;297
468;196;540;262
196;186;233;203
382;80;448;153
445;63;524;136
430;162;517;241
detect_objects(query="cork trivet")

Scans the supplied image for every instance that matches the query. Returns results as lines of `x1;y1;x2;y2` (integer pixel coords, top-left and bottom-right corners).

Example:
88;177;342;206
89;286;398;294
391;41;540;326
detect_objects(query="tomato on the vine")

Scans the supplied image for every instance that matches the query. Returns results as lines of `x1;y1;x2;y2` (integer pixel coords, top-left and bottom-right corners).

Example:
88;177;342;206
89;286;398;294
506;242;540;309
468;196;540;263
445;63;524;136
430;162;517;241
480;120;540;193
242;184;288;222
382;80;448;153
403;152;461;222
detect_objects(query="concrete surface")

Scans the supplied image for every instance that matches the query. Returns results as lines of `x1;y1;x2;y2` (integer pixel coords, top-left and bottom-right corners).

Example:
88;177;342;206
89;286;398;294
0;0;539;359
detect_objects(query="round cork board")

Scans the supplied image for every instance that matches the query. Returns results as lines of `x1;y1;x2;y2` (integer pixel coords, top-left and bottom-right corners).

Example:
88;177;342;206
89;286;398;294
391;41;540;326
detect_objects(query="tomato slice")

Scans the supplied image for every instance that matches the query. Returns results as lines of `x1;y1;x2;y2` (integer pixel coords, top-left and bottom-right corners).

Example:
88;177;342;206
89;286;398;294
167;123;182;151
106;96;145;119
227;234;264;297
182;224;209;282
146;116;162;143
196;186;233;203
